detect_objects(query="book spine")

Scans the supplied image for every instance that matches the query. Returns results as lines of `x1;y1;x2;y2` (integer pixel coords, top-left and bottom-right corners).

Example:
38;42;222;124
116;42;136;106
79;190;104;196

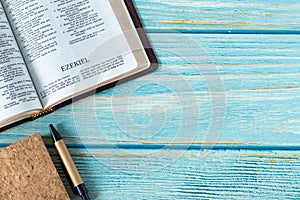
31;108;54;119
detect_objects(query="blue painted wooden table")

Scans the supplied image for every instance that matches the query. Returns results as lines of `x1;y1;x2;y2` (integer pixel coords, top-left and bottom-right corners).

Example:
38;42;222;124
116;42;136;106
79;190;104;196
1;0;300;199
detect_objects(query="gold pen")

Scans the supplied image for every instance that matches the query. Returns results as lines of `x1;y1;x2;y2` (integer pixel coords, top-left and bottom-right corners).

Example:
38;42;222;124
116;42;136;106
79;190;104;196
49;124;90;200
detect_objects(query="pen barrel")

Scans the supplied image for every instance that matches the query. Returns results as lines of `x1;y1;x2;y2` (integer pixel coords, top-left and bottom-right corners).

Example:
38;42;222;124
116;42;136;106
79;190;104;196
55;140;83;187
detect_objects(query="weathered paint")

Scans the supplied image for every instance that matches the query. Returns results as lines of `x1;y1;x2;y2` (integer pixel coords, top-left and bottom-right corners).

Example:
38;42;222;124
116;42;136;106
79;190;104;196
0;0;299;199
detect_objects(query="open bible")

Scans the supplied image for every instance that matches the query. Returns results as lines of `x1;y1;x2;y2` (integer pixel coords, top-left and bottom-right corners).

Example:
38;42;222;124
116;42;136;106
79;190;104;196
0;0;158;130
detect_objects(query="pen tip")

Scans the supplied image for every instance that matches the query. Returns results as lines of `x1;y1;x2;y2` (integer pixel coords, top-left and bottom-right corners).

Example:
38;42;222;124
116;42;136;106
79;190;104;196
49;124;62;142
76;184;90;200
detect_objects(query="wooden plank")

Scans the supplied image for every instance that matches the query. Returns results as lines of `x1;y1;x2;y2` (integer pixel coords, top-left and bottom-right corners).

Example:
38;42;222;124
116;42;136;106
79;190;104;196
133;0;300;32
1;34;299;147
50;148;300;199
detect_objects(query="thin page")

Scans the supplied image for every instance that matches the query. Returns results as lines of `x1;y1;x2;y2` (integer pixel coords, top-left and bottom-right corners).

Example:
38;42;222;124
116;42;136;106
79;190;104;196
0;3;42;127
2;0;141;108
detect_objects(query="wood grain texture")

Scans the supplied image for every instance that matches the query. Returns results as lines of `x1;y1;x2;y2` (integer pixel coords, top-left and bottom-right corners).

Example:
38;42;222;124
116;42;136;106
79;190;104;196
0;34;299;147
133;0;300;32
0;1;299;199
51;148;300;200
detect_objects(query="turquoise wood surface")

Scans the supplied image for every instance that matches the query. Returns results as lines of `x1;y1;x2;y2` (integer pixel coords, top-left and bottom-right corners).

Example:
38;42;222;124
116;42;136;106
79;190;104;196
1;0;300;199
134;0;300;32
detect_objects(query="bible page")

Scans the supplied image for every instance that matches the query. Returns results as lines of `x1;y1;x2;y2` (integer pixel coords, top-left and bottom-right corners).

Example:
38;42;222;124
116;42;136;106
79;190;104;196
2;0;145;108
0;3;42;127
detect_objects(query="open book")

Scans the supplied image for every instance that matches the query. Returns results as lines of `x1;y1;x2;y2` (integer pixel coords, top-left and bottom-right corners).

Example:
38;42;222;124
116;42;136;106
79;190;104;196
0;0;158;130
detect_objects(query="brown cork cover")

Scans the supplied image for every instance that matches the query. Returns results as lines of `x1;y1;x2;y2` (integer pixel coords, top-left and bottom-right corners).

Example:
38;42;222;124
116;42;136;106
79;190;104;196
0;133;70;199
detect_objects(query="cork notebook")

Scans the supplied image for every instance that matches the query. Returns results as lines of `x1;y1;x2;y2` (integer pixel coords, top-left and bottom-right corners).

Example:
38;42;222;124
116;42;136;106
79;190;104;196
0;133;70;199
